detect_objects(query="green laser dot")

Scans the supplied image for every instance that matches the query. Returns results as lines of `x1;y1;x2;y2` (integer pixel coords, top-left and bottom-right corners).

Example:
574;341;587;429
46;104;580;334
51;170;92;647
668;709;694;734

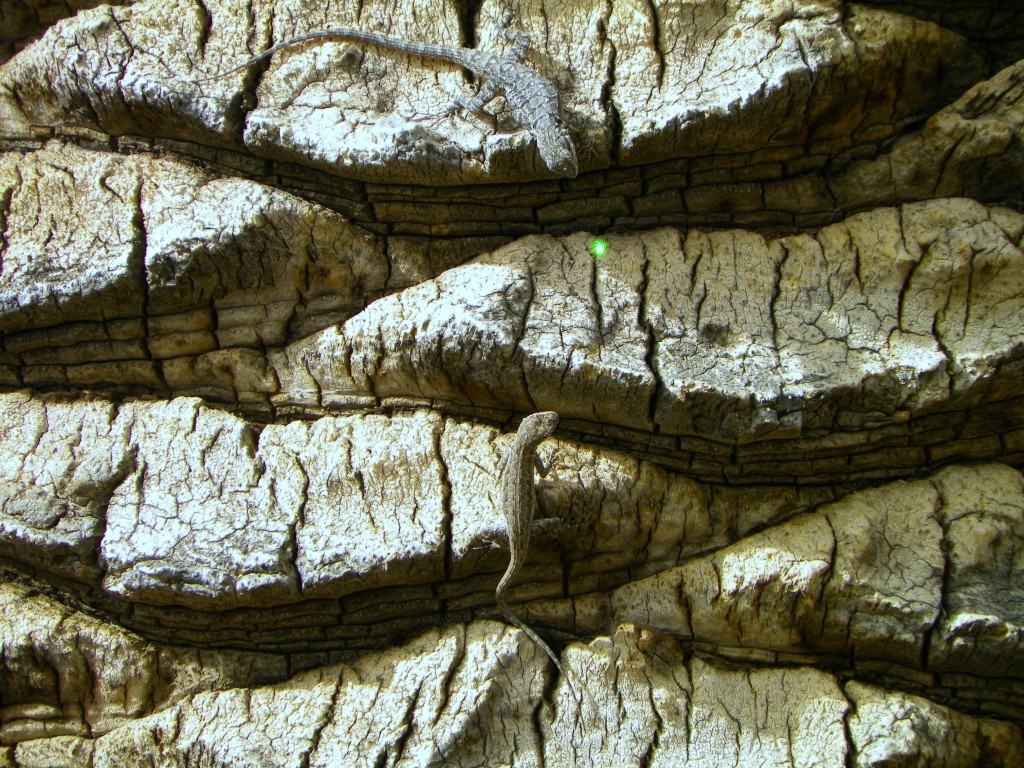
590;238;609;259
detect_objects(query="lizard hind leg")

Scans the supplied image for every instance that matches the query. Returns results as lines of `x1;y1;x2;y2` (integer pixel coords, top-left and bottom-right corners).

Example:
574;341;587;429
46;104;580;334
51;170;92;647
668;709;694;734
494;8;531;62
437;81;499;132
499;27;531;62
453;79;499;114
422;79;495;121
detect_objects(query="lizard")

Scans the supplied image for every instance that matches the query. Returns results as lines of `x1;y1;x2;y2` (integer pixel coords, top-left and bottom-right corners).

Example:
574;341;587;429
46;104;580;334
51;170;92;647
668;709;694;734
199;24;578;177
495;410;579;697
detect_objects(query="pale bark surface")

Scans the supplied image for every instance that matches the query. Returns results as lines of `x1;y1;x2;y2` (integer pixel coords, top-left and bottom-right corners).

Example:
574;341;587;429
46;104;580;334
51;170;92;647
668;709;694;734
1;0;1022;766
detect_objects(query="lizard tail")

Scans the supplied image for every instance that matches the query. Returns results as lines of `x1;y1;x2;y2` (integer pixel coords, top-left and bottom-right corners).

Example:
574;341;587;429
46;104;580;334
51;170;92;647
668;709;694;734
498;597;566;674
195;27;471;83
195;31;337;82
497;598;592;714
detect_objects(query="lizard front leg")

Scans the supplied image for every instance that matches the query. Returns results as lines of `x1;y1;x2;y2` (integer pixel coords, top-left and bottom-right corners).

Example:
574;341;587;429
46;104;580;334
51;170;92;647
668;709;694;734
530;448;562;539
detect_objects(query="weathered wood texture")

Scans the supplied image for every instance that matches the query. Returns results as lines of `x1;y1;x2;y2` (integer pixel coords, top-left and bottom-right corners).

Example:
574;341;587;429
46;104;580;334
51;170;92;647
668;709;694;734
1;1;1023;765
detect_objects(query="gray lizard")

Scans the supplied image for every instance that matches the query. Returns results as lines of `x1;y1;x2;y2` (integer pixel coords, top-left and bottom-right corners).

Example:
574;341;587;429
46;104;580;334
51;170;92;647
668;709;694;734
201;25;578;177
495;411;574;684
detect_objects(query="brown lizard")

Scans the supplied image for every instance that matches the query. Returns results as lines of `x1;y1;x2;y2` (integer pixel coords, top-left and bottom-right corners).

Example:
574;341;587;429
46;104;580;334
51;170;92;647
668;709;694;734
495;411;577;692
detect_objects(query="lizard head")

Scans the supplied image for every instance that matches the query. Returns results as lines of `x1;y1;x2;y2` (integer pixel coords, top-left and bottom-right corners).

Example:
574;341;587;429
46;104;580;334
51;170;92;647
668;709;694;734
535;115;578;178
521;411;560;439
